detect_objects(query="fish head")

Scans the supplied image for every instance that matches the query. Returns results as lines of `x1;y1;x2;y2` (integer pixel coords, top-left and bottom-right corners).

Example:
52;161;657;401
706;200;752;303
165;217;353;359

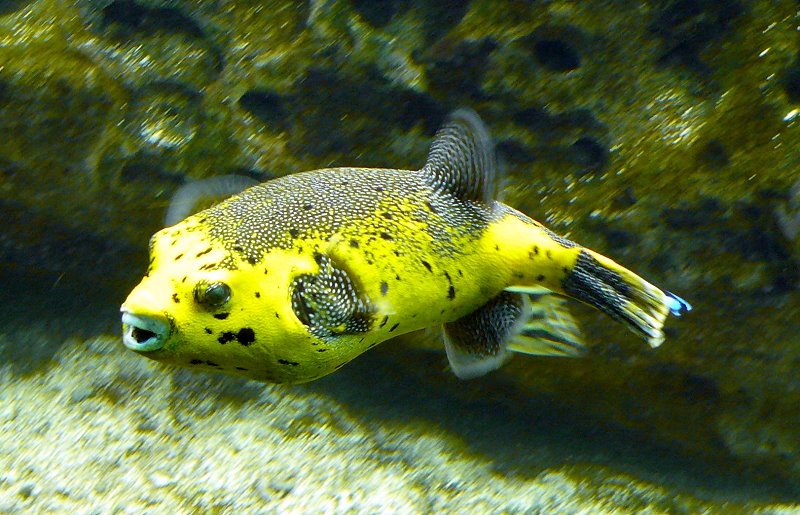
120;216;334;383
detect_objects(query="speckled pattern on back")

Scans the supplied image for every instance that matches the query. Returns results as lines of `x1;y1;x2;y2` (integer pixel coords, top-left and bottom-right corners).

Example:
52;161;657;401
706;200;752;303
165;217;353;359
201;167;494;268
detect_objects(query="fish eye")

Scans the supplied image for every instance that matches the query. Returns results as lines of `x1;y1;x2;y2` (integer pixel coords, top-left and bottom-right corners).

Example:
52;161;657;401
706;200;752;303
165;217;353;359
194;281;231;309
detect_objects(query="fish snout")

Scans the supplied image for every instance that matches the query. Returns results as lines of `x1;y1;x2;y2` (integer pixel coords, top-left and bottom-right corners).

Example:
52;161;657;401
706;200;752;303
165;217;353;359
121;310;170;352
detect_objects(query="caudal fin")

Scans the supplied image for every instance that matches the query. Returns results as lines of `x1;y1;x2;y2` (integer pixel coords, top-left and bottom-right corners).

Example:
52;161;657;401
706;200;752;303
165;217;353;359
559;249;691;347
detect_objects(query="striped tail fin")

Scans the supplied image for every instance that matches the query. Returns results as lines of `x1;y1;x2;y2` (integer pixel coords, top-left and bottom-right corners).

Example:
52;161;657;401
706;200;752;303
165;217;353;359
558;249;691;347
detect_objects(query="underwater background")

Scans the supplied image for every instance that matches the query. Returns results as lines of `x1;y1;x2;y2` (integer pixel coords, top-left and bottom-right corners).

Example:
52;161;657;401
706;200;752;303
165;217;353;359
1;0;800;512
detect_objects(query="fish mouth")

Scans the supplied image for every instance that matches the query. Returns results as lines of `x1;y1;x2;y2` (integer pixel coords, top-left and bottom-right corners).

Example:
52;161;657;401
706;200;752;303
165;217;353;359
121;310;169;352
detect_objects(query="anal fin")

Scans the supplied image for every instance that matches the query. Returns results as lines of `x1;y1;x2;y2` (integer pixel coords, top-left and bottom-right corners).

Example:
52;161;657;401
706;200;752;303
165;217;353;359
443;291;585;380
506;293;585;357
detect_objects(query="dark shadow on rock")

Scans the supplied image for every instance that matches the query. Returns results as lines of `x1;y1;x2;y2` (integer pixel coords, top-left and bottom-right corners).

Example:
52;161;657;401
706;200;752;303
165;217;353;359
301;343;800;503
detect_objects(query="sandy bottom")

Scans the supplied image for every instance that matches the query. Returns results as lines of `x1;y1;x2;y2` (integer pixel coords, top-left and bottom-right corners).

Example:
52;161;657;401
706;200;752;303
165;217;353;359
0;321;798;513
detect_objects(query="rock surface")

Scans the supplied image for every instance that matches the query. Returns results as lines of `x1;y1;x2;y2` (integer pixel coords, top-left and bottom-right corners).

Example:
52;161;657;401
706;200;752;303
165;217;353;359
1;0;800;501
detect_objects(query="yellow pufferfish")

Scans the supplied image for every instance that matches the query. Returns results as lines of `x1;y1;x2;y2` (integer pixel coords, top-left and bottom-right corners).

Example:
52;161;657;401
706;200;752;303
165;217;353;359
121;109;690;383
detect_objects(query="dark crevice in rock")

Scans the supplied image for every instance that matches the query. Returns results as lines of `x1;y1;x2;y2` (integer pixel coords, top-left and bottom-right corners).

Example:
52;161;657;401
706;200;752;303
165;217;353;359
513;106;603;138
415;0;472;43
101;0;206;39
420;37;497;100
284;66;443;157
650;0;745;78
782;58;800;104
496;140;537;164
99;0;225;73
569;136;608;174
696;139;730;168
351;0;400;28
511;105;610;175
533;39;581;72
520;25;587;73
239;90;289;129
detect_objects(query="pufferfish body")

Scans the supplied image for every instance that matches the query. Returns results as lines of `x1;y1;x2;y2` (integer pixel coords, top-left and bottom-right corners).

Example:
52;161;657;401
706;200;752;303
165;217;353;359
121;109;690;383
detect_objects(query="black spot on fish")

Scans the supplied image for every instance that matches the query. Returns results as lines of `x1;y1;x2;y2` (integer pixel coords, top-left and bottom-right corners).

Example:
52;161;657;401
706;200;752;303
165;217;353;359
448;285;456;300
181;276;187;283
368;342;378;348
395;274;401;281
425;201;439;214
375;186;384;192
246;256;257;265
421;260;433;272
190;359;203;365
254;292;261;298
289;228;299;238
379;315;389;328
172;293;180;303
393;250;402;257
235;366;248;371
313;252;324;265
514;272;524;279
350;239;360;248
389;323;400;332
316;348;328;352
444;271;452;283
278;359;299;366
196;248;212;258
457;269;463;277
380;232;393;241
380;281;389;296
275;312;280;318
206;360;219;367
537;274;545;281
200;263;217;271
233;245;244;252
213;312;229;320
204;327;213;334
174;253;184;261
303;203;313;210
218;332;236;344
264;268;269;275
495;244;500;251
382;212;392;219
237;328;256;346
547;251;553;259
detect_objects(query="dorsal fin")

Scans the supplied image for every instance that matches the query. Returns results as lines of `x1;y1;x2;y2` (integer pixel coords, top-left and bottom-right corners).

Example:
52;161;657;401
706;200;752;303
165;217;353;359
165;175;259;227
422;108;497;202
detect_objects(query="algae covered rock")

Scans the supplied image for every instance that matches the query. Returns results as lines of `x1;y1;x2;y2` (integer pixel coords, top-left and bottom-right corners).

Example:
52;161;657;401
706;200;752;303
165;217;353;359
1;0;800;491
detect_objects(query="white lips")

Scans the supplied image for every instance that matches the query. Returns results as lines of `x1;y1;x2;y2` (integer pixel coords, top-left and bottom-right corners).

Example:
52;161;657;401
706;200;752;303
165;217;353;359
121;310;169;352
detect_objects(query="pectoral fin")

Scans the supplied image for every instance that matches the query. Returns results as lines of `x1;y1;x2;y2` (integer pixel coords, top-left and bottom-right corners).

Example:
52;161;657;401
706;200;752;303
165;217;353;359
290;254;374;338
